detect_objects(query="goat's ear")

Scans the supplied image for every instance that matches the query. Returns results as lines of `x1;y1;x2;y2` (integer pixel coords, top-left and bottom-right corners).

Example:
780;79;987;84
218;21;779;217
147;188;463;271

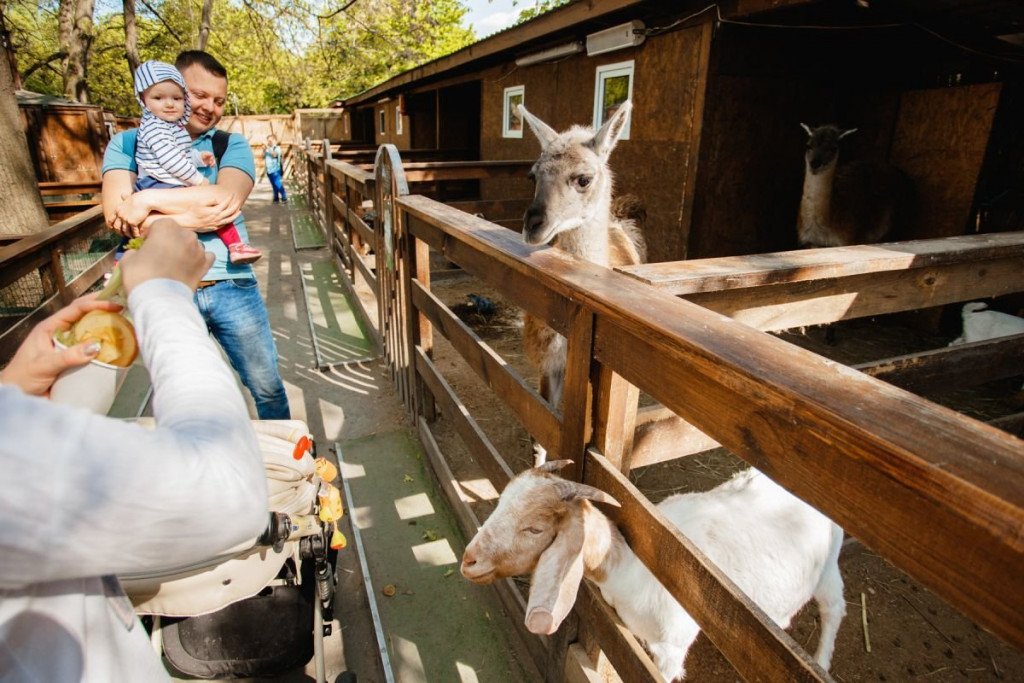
525;512;586;635
518;104;558;149
838;127;859;140
554;480;621;507
800;122;813;137
536;459;573;473
593;100;632;159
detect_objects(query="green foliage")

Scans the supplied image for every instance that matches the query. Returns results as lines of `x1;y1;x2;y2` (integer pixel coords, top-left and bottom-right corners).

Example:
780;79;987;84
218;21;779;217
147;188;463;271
6;0;477;114
512;0;572;24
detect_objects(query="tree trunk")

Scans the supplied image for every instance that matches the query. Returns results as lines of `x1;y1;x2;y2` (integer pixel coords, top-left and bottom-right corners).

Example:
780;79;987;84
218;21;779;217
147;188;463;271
0;46;47;236
197;0;213;50
123;0;140;75
60;0;96;102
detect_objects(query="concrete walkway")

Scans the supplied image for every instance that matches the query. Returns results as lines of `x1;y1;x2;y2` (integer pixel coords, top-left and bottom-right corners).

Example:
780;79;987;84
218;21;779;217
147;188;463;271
231;181;533;683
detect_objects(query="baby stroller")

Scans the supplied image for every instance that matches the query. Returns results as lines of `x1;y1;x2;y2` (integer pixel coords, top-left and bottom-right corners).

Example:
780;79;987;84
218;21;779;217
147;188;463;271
120;420;344;682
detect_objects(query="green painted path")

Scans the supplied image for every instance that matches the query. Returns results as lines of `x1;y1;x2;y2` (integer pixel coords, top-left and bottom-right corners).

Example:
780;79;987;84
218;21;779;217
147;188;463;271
292;212;327;250
299;259;377;369
338;429;533;683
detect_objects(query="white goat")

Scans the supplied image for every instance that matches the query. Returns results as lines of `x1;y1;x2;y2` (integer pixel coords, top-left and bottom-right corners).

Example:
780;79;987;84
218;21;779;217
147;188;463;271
461;461;845;682
949;302;1024;346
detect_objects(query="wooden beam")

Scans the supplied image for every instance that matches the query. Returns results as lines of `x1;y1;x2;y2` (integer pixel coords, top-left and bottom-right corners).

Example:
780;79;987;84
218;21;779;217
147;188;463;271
684;256;1024;331
574;583;660;683
446;198;532;221
859;333;1024;393
618;232;1024;295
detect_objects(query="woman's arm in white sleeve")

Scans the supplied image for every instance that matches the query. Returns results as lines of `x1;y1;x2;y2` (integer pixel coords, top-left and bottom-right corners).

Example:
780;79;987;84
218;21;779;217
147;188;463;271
0;279;267;587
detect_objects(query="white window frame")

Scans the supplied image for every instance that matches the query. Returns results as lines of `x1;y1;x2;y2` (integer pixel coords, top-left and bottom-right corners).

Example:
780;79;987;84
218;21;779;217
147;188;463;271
592;60;634;139
379;109;386;136
395;105;403;136
502;85;525;139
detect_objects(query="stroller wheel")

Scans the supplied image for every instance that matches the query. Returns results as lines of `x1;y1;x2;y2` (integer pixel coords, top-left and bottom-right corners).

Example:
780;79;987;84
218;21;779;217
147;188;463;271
335;672;356;683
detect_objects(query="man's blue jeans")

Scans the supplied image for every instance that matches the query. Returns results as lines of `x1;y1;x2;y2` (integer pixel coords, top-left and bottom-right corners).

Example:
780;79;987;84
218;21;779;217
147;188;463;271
267;170;287;203
194;278;290;419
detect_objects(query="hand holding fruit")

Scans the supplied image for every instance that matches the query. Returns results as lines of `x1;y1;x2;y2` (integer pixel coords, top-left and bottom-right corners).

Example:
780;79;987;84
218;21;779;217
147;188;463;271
0;295;124;396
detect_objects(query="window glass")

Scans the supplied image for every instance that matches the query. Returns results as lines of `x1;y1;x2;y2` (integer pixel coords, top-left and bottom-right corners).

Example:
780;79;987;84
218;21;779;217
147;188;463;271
503;86;525;138
593;61;634;139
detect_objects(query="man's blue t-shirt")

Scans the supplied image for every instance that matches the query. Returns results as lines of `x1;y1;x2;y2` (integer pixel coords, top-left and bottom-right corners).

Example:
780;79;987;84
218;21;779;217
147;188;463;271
102;128;257;281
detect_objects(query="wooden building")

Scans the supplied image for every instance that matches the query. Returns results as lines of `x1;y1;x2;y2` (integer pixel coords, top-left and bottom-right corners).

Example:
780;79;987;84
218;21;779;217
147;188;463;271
17;90;109;185
336;0;1024;263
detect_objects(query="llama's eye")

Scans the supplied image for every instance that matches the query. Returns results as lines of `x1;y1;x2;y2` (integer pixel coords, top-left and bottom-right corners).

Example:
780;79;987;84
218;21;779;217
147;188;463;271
575;175;592;189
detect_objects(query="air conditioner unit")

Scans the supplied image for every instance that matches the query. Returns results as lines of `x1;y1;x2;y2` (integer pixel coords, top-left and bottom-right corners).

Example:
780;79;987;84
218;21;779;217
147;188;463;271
586;20;646;57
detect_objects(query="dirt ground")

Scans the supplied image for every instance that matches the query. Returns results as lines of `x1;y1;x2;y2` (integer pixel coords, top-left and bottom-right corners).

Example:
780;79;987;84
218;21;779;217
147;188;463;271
417;270;1023;682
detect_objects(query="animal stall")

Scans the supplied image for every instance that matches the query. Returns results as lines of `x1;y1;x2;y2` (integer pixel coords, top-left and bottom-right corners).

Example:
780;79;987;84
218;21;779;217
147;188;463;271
296;143;1023;680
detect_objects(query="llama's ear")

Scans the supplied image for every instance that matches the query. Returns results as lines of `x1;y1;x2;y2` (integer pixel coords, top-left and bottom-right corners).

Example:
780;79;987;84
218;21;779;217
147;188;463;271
593;100;632;158
525;512;586;635
800;122;813;137
517;104;558;149
838;127;859;140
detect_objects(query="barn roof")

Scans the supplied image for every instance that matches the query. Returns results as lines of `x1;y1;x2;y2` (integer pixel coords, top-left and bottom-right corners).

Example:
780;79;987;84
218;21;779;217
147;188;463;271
340;0;1024;108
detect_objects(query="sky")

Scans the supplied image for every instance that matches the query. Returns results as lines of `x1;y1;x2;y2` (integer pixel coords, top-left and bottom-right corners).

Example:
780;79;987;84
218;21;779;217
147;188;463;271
462;0;523;38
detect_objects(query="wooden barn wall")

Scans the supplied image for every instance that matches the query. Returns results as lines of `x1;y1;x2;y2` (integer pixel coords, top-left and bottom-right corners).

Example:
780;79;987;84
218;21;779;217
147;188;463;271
408;91;438;149
688;24;1003;259
20;106;106;183
890;83;1001;240
479;23;713;263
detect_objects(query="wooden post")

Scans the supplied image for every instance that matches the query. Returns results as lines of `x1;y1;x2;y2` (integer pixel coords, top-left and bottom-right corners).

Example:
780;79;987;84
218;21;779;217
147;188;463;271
592;363;639;473
322;138;333;235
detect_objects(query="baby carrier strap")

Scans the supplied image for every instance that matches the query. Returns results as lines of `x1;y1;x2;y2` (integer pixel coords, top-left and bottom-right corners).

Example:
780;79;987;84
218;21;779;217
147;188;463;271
124;128;232;166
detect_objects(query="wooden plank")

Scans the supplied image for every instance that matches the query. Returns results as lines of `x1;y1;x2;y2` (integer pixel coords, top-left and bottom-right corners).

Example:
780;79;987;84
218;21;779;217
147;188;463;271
990;412;1024;437
38;181;102;195
629;414;720;469
585;451;826;681
683;255;1024;331
415;415;548;678
0;206;104;274
575;584;659;683
411;279;561;464
859;333;1024;393
619;231;1024;295
563;643;603;683
415;347;516;488
348;210;374;246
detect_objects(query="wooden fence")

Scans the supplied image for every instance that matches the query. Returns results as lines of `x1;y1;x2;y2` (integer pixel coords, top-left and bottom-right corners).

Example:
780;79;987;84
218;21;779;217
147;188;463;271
299;143;1024;682
0;206;115;360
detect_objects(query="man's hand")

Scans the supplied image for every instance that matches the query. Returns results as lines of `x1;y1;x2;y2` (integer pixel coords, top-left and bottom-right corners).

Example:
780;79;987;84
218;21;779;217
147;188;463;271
119;219;215;294
0;295;123;396
199;151;216;167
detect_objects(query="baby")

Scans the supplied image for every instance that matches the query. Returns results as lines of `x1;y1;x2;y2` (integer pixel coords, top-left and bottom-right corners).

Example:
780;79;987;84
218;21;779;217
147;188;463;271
134;60;261;264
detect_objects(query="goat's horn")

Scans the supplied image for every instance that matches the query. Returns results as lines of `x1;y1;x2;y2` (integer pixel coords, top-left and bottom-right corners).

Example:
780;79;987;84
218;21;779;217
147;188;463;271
555;481;621;508
536;459;573;473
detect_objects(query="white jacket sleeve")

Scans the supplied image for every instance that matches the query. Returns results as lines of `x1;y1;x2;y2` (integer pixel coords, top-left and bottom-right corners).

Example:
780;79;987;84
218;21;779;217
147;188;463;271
0;279;267;587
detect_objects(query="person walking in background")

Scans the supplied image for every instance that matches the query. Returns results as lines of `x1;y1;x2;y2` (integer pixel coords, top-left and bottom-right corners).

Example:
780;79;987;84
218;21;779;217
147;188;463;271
102;50;290;420
264;134;288;204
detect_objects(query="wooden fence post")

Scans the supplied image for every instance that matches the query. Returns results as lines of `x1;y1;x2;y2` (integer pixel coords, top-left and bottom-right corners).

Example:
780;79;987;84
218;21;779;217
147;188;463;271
321;138;332;233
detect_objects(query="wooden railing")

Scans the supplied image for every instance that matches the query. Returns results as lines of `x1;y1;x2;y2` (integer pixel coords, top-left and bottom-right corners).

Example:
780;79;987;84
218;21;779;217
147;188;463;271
302;143;1024;680
0;206;114;361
